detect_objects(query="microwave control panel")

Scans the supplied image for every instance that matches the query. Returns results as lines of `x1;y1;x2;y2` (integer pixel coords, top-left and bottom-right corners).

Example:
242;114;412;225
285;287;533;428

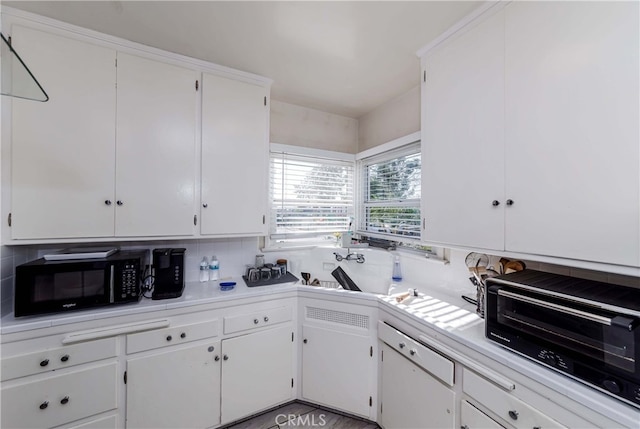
118;260;140;301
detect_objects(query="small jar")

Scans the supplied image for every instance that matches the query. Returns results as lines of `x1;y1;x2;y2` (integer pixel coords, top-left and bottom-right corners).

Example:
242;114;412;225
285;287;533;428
255;254;265;268
276;259;288;274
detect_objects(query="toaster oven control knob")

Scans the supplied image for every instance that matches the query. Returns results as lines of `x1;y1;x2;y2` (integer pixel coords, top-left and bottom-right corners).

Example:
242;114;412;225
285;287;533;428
603;379;621;394
39;359;49;367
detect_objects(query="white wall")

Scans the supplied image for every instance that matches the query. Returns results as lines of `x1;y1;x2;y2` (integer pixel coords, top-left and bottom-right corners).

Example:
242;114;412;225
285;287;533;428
270;100;358;154
357;85;420;152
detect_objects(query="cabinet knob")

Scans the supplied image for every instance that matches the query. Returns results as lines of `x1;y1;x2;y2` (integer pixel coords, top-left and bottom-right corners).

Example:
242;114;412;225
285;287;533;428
208;346;214;352
166;335;172;342
223;354;229;361
39;401;49;410
116;200;124;206
39;359;49;367
410;349;417;356
203;203;208;208
263;316;269;322
461;426;470;429
492;200;500;207
60;355;69;362
254;318;259;324
303;339;308;344
104;200;112;206
180;332;186;339
60;396;70;405
506;199;514;206
508;410;519;420
399;342;406;349
214;355;220;362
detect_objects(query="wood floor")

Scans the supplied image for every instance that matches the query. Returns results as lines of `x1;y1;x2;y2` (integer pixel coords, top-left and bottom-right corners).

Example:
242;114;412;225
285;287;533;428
224;402;381;429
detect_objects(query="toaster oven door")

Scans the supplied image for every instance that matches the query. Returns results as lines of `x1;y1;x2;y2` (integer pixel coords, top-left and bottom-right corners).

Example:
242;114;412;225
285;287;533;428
493;287;638;374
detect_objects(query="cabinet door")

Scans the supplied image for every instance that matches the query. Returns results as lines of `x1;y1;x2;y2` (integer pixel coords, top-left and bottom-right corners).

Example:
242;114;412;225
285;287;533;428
11;26;116;239
115;53;197;237
201;73;268;236
126;341;221;429
504;2;640;265
380;344;455;429
421;9;505;250
220;324;293;424
302;324;374;418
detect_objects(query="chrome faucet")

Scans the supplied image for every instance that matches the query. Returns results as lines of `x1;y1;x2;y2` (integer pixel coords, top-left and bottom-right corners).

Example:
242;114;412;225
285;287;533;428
333;252;365;264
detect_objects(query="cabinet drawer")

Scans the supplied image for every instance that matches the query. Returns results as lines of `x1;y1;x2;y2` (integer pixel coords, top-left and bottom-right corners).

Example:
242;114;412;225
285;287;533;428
461;400;504;429
224;306;292;335
1;362;118;429
127;319;219;354
1;338;117;381
378;321;454;386
463;369;564;429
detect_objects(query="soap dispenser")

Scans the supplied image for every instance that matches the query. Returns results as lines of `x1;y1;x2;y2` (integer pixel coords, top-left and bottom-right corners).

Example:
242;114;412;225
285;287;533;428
392;256;403;282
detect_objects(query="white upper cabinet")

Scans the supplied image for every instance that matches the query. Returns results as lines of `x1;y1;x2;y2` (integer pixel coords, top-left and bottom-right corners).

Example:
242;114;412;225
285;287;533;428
10;26;117;239
200;73;269;236
115;53;197;237
421;9;505;250
421;2;640;267
503;1;640;265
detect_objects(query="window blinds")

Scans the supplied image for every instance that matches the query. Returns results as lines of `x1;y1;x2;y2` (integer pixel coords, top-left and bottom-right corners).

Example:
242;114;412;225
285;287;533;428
359;142;421;240
270;151;354;239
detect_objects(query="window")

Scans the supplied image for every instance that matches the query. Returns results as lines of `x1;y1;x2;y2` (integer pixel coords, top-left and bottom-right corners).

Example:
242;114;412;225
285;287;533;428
358;141;421;242
269;146;354;246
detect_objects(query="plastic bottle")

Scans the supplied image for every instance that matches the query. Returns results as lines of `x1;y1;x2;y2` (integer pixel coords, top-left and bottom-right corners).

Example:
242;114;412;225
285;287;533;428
199;256;209;282
209;255;220;282
392;256;403;282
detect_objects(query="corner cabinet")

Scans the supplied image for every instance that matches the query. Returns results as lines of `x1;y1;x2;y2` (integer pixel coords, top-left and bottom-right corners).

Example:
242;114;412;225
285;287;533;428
421;2;640;267
200;73;269;236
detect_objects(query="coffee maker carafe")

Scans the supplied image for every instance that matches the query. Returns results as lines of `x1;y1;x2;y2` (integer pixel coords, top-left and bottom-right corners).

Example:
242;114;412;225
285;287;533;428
152;248;185;300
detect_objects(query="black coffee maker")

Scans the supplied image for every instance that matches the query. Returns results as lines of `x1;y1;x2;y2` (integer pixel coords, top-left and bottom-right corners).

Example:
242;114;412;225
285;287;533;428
152;248;186;300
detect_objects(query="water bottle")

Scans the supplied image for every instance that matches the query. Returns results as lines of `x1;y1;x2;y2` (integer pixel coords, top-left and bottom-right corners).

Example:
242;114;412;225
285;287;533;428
392;256;403;282
209;255;220;281
199;256;209;282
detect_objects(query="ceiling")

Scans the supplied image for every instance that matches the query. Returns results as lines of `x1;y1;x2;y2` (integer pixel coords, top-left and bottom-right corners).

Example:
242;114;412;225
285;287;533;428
4;1;481;118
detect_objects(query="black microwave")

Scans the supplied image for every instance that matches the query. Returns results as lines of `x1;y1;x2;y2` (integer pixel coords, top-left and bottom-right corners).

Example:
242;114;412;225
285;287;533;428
14;251;147;317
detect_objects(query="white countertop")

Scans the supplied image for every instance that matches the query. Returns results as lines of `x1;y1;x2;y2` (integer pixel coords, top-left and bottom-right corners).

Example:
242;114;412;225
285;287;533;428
2;277;639;426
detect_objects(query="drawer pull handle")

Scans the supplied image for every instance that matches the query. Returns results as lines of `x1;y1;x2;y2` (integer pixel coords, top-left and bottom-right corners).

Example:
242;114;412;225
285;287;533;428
39;359;49;367
399;342;406;349
60;355;70;362
461;426;469;429
60;396;70;405
410;349;417;356
303;339;308;344
254;318;259;324
508;410;519;420
264;316;269;322
39;401;49;410
180;332;186;339
214;355;220;362
166;335;172;341
223;354;229;361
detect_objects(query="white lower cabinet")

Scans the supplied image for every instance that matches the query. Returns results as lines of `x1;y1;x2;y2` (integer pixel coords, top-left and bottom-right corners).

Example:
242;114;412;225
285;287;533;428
1;363;118;429
460;400;503;429
125;340;221;429
301;324;374;418
220;324;294;424
379;344;455;429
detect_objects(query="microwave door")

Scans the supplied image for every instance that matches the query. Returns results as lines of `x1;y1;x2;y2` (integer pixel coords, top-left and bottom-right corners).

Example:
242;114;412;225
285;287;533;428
497;289;636;373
